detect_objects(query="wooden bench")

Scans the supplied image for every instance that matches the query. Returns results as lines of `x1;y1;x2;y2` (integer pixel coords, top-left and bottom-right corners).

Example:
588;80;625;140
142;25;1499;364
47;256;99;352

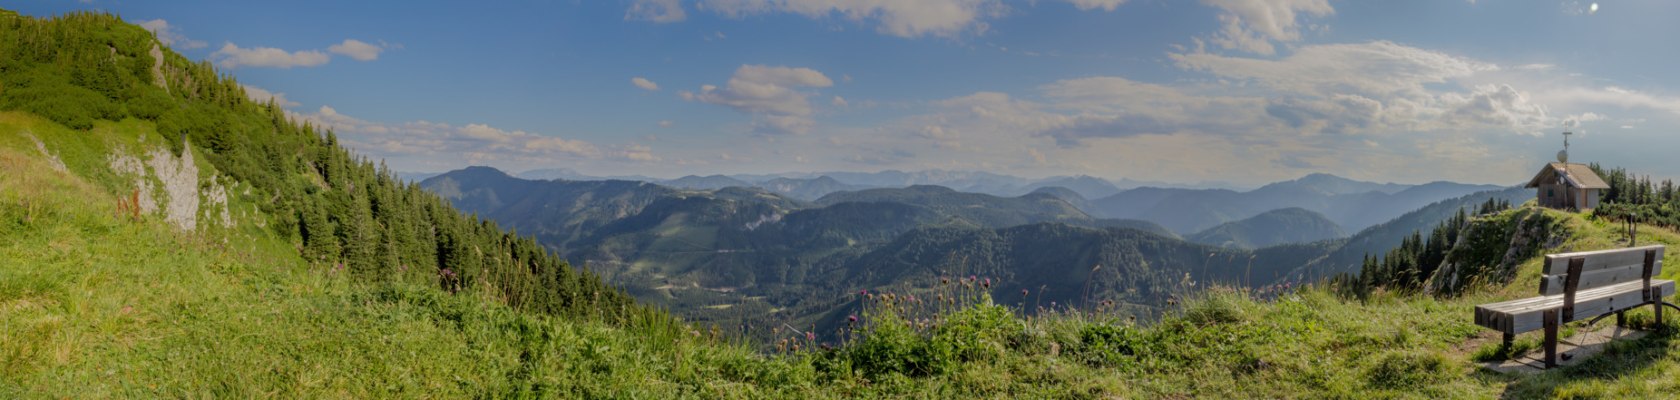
1474;244;1677;368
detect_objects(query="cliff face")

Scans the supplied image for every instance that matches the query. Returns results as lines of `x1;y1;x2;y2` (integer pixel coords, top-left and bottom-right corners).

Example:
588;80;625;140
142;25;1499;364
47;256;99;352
1427;207;1568;297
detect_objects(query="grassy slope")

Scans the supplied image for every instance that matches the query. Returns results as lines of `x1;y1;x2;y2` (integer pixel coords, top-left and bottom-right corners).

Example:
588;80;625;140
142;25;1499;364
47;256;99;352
5;118;1680;398
0;113;813;398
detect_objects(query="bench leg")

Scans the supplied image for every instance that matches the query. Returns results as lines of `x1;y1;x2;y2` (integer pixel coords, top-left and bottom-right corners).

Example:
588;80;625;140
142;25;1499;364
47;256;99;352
1502;332;1514;348
1617;311;1626;328
1656;287;1666;332
1544;309;1559;368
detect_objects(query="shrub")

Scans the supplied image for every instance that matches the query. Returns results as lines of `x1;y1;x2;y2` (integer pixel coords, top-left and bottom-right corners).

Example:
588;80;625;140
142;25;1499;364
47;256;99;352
1074;323;1148;367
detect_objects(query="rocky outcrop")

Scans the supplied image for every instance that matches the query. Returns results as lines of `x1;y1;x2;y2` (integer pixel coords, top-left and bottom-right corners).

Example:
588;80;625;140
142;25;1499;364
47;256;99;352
105;137;235;232
1426;207;1567;297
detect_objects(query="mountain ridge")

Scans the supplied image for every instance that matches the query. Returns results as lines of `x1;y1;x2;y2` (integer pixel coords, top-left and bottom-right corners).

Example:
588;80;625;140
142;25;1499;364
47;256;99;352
1187;207;1347;249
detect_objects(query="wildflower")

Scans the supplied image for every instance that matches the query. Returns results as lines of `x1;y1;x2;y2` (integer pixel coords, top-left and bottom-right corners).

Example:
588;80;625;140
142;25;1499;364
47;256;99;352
860;289;868;296
982;278;991;289
848;315;858;323
1022;289;1029;297
806;331;816;341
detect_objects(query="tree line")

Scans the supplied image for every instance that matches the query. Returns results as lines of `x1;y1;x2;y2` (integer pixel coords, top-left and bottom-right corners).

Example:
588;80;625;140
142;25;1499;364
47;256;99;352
1330;197;1513;299
1589;163;1680;241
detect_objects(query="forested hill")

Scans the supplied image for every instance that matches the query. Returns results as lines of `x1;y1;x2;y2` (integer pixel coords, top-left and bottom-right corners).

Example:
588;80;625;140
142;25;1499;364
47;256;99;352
1187;207;1346;249
0;10;648;323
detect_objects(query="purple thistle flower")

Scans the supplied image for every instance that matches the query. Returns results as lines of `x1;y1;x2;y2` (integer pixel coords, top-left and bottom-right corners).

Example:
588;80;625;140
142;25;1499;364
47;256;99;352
848;315;858;323
806;331;815;341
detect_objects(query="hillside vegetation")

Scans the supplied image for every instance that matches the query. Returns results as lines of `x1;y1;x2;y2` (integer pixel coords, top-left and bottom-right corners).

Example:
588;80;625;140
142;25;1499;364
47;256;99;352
1187;207;1347;249
9;10;1680;398
0;10;645;325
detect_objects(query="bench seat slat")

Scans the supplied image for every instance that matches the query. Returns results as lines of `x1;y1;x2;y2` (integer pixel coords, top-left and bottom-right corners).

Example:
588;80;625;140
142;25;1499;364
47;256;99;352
1539;261;1662;295
1542;245;1664;275
1475;279;1674;334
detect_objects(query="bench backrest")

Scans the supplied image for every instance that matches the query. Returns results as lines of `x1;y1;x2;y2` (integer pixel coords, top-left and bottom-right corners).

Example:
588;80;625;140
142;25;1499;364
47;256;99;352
1539;244;1664;296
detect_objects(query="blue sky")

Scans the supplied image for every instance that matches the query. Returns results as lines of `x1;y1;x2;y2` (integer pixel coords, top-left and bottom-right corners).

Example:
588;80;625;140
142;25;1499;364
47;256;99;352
18;0;1680;185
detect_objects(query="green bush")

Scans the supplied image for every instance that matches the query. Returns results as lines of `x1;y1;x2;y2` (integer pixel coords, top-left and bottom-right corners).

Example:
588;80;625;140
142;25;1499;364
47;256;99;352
840;308;939;377
1075;323;1148;367
930;302;1018;364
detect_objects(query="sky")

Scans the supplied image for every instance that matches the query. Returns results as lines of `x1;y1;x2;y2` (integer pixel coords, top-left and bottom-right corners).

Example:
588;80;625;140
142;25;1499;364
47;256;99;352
16;0;1680;185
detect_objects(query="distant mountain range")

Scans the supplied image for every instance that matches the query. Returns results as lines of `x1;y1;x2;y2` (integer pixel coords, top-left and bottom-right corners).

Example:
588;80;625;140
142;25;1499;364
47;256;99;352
1091;173;1502;234
395;168;1264;201
419;169;1502;234
419;166;1523;335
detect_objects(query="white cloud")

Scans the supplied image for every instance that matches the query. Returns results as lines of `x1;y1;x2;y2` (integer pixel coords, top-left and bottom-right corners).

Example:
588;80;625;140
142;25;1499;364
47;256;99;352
1165;41;1573;135
694;0;1006;38
683;65;834;135
616;144;661;162
634;0;1142;38
631;77;661;91
240;84;300;107
1173;41;1493;97
1201;0;1333;55
1539;86;1680;116
285;105;657;171
211;42;330;69
1066;0;1128;11
328;39;384;61
1439;84;1552;135
1561;112;1606;131
904;78;1271;147
136;19;207;50
658;120;674;128
627;0;688;23
831;95;848;107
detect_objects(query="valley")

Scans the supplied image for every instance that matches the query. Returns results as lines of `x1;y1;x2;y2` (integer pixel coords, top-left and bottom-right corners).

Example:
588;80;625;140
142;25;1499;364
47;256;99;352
419;166;1530;336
